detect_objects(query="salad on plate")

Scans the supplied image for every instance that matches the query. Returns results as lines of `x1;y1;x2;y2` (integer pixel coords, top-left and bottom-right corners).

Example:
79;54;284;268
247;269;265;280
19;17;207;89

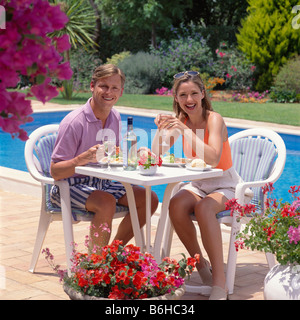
162;153;186;167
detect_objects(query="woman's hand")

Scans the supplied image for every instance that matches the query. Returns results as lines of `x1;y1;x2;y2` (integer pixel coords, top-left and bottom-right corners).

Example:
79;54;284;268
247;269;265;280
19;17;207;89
155;114;186;134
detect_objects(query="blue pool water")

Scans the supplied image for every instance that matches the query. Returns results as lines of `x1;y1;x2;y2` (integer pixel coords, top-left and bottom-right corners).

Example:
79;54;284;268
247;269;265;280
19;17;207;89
0;110;299;203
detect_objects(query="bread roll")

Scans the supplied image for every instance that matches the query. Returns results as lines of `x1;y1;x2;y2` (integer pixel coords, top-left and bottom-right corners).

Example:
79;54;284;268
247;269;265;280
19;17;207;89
191;159;206;168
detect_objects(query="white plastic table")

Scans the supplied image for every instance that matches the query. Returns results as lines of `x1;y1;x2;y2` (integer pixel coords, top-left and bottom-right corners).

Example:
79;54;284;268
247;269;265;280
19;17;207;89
75;165;223;261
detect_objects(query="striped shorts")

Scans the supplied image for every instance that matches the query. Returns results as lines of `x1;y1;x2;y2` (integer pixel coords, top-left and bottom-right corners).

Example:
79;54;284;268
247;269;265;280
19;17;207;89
50;176;126;211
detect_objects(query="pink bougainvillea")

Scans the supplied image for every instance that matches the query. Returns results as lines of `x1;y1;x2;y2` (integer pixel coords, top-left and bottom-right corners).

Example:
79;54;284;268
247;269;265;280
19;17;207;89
0;0;72;140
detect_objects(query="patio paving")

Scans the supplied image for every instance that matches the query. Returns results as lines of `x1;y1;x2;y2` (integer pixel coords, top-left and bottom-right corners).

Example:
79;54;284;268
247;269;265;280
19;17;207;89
0;188;269;300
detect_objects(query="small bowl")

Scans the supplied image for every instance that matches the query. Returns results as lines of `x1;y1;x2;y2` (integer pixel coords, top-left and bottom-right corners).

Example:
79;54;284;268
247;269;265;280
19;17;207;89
138;165;157;176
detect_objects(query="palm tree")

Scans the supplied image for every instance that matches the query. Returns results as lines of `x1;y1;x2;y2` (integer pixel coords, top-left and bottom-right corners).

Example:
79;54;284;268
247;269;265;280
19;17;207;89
48;0;98;99
49;0;97;59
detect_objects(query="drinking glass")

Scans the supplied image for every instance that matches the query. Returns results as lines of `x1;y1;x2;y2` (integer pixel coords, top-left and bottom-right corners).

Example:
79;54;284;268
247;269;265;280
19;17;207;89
158;113;171;148
104;139;115;171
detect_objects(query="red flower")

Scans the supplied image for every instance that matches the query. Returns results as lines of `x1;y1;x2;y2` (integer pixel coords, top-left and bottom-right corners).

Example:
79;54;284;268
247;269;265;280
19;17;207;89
194;253;200;263
133;272;146;290
103;273;111;284
109;285;125;299
77;276;88;288
262;182;274;195
263;226;276;241
289;185;300;195
281;204;290;217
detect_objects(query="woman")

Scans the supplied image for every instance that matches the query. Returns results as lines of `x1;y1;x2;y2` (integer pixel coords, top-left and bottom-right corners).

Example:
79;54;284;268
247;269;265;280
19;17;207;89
152;71;245;300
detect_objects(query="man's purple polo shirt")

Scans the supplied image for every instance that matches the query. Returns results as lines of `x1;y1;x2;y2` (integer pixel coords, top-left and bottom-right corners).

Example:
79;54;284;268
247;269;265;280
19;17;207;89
51;98;122;169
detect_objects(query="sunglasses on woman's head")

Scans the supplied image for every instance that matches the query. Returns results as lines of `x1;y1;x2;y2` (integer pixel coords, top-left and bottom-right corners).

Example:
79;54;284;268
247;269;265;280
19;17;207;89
173;71;200;79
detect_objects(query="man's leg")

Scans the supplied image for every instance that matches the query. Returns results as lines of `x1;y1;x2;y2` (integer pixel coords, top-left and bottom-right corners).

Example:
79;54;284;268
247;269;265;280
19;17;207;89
85;190;116;249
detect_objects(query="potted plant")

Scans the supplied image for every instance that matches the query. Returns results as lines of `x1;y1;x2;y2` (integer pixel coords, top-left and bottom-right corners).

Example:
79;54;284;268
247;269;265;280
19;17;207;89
138;149;162;175
226;183;300;300
43;224;199;300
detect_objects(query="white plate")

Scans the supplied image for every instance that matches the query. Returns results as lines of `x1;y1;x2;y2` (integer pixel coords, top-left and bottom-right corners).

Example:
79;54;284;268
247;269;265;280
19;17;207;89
99;158;123;167
185;164;212;171
162;162;185;167
101;162;123;167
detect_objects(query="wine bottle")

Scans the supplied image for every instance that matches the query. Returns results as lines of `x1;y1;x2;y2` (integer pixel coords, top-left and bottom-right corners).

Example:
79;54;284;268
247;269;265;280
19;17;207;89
123;117;137;171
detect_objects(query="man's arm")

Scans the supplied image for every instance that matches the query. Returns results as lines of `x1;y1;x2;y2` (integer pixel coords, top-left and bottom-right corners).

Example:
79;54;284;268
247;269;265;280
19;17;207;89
50;144;103;180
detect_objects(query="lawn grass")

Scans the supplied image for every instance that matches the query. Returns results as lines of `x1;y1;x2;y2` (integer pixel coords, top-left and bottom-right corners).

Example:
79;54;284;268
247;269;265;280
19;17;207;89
50;92;300;126
212;101;300;126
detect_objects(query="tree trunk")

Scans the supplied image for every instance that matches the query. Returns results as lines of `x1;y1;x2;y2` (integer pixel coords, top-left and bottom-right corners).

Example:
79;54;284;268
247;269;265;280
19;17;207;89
89;0;101;49
151;23;157;48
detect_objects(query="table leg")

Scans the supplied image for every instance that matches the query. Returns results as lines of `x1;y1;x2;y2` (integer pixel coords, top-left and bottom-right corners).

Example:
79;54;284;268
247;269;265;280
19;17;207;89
145;186;152;253
121;182;145;250
153;182;178;262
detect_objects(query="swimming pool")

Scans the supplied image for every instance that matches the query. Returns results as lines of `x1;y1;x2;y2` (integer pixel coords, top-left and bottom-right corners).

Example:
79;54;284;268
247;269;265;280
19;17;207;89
1;110;299;203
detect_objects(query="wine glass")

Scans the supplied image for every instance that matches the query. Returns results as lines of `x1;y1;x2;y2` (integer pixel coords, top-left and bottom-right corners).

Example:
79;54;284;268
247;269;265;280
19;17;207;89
104;139;115;171
158;113;171;151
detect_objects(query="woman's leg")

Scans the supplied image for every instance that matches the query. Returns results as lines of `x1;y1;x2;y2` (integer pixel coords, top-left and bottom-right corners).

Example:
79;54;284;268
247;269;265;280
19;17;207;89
194;192;227;290
169;190;208;269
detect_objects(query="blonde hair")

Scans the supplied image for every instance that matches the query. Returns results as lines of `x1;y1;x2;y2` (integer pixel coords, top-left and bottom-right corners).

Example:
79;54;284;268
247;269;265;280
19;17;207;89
172;74;213;120
92;64;126;88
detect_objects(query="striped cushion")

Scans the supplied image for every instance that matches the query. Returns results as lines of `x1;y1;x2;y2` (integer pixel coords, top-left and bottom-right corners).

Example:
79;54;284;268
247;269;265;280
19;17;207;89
36;134;57;177
216;136;276;220
230;137;277;210
35;134;128;221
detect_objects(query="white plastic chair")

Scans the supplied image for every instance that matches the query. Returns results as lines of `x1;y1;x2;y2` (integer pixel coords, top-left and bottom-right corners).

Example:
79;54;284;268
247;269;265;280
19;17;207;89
25;124;129;274
161;128;286;295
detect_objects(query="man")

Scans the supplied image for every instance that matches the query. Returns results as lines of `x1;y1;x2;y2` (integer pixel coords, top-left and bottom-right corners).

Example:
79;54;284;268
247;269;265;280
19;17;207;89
50;64;158;249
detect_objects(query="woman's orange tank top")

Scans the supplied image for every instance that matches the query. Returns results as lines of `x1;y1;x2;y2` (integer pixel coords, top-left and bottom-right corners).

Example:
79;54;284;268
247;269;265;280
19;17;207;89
182;117;232;171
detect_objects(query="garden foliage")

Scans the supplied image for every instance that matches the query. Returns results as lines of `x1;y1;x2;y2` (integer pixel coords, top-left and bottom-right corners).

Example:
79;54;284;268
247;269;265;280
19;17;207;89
151;24;214;88
270;55;300;103
237;0;300;91
118;52;163;94
70;49;102;91
213;43;256;91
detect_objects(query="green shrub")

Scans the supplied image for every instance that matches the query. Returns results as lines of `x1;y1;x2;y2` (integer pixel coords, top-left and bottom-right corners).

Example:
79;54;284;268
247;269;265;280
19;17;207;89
269;88;298;103
270;55;300;103
237;0;300;91
70;48;102;91
213;43;256;91
118;52;163;94
273;55;300;94
106;51;131;65
152;24;214;88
